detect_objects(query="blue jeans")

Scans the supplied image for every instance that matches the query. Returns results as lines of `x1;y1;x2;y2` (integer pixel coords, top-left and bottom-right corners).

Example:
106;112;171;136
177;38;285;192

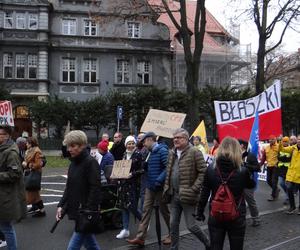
67;232;100;250
278;176;288;199
122;209;130;230
0;221;17;250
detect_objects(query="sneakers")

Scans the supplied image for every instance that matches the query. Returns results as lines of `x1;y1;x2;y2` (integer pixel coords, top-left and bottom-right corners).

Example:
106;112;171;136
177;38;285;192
116;229;130;239
0;241;7;248
285;207;297;214
27;206;38;215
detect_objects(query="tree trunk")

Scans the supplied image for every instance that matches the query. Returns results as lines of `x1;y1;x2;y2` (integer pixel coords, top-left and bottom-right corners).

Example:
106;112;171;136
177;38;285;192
255;38;266;94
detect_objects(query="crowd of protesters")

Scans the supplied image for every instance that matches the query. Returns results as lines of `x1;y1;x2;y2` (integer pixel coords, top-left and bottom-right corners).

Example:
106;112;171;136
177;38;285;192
1;122;300;250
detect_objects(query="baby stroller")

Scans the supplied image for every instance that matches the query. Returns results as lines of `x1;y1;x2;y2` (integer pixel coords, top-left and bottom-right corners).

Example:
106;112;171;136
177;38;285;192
97;165;122;233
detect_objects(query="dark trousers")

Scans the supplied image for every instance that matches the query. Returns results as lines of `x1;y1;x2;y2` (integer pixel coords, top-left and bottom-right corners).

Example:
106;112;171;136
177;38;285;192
0;231;4;241
208;216;246;250
266;167;278;198
286;182;300;209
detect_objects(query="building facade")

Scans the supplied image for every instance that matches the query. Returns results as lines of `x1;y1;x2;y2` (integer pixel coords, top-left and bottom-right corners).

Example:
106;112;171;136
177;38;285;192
0;0;50;137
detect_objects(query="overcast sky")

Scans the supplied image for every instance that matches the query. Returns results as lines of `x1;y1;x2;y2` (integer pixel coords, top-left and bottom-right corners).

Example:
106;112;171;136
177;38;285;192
205;0;300;54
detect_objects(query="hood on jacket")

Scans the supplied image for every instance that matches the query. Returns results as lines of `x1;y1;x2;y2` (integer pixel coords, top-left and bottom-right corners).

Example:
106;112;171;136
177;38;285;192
0;139;19;154
152;143;168;153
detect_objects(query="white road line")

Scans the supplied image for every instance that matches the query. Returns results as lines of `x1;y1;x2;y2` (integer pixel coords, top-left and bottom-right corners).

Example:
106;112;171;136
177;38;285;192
41;194;63;197
262;235;300;250
41;188;64;193
41;182;66;185
42;175;68;178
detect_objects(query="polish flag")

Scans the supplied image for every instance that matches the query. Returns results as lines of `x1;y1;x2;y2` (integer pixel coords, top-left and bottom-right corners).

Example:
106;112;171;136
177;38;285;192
214;81;282;141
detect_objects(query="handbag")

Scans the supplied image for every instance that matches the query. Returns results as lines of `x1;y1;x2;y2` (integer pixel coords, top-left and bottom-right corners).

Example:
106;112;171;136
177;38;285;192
24;170;41;191
75;208;102;234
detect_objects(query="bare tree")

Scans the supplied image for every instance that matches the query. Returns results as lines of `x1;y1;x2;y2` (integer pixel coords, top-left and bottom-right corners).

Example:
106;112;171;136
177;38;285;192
252;0;299;94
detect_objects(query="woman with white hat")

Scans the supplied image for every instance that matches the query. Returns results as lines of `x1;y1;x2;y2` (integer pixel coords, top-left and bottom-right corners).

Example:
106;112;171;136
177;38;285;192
116;136;144;239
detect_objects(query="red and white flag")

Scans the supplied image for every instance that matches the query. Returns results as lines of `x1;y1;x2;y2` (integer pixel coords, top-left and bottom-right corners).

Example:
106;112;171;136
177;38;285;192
214;81;282;141
0;100;14;127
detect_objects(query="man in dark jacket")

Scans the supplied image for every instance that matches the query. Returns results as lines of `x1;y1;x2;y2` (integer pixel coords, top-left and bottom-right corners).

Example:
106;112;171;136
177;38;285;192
110;132;126;160
164;128;210;250
239;139;261;227
0;125;26;250
127;132;170;246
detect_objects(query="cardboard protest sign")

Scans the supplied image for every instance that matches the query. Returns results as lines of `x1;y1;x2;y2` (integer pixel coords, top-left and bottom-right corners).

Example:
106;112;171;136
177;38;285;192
140;109;186;138
0;101;14;126
110;160;132;179
214;81;282;141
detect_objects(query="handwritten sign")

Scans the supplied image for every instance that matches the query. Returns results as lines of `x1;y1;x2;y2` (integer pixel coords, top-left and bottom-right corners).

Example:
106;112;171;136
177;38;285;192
0;101;14;126
140;109;186;138
110;160;132;179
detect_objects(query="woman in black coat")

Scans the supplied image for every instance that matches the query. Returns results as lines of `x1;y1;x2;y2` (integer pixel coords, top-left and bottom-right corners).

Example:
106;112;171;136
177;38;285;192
56;130;101;250
197;137;255;250
116;136;143;240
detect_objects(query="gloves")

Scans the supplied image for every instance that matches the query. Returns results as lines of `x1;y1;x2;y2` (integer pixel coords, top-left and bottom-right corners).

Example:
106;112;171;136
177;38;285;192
154;181;163;192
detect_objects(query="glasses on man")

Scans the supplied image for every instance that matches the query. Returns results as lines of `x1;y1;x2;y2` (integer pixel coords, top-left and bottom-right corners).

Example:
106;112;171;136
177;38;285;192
173;136;185;140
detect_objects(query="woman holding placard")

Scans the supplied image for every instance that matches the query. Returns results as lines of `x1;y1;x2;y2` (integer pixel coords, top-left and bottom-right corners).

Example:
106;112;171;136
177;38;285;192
116;136;144;239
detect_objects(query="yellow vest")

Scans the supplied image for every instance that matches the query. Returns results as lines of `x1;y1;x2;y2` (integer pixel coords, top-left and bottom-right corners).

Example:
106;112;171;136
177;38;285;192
278;151;291;168
265;144;279;167
280;145;300;184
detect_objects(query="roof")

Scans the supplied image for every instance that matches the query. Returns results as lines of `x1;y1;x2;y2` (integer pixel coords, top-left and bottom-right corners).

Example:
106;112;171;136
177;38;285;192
148;0;238;54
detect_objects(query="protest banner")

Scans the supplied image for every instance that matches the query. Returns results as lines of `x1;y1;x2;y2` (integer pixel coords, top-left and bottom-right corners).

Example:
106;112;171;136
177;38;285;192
140;109;186;138
0;101;14;126
214;81;282;141
110;159;132;179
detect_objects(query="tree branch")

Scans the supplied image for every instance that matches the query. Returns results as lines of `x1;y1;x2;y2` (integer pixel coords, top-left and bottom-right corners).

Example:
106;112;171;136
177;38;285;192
194;0;206;63
161;0;182;31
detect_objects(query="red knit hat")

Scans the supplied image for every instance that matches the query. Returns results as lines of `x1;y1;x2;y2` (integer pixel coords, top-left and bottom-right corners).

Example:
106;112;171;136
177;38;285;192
97;140;109;152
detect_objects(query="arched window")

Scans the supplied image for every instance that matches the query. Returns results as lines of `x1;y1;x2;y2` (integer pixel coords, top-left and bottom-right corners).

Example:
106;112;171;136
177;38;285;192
14;105;29;119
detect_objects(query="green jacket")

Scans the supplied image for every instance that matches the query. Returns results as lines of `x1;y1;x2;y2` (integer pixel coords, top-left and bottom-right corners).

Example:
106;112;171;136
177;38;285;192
0;139;27;221
163;145;207;205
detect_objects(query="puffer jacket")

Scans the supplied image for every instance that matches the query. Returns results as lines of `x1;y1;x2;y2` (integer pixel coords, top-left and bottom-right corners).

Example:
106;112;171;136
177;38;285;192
146;143;168;191
164;145;206;205
0;139;27;221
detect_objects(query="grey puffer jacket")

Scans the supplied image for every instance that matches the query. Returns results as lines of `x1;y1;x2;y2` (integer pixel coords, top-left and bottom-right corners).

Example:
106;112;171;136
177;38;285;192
0;139;27;221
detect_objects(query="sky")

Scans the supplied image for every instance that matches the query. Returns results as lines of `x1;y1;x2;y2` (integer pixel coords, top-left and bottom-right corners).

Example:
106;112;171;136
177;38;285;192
205;0;300;54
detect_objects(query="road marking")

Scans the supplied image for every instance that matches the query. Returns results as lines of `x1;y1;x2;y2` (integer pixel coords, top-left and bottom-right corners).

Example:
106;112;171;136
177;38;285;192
41;188;64;193
41;194;63;197
262;235;300;250
41;182;66;185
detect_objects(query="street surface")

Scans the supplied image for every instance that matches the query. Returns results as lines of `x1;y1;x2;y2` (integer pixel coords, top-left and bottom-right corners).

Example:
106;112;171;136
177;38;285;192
13;167;300;250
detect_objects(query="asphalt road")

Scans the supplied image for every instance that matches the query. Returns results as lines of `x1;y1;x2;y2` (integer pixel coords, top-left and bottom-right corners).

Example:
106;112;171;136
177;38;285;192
10;167;300;250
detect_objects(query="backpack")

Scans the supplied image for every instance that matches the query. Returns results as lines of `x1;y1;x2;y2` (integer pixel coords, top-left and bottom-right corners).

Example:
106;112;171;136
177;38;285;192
210;167;241;222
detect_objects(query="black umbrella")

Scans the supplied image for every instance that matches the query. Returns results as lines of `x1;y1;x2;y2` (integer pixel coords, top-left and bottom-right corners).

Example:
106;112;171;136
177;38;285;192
154;198;162;248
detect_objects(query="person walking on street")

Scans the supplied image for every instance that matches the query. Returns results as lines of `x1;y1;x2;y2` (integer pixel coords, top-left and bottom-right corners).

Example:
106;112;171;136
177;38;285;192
0;125;27;250
22;137;46;217
239;139;261;226
116;136;143;239
164;129;210;250
279;135;300;214
277;137;292;205
197;137;255;250
56;130;101;250
209;138;219;157
127;132;171;246
260;135;280;201
136;133;149;214
110;132;126;160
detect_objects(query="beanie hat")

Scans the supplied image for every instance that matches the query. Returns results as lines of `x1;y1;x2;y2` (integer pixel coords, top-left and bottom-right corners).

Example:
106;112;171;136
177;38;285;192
125;135;136;146
97;140;109;152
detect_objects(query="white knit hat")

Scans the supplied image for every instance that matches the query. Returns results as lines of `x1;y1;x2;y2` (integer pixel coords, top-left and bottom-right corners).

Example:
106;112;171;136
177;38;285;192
125;135;136;146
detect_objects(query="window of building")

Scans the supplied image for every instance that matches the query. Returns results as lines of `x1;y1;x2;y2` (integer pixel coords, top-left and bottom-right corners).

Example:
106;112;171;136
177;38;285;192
14;106;29;119
127;22;140;38
4;12;13;29
16;54;25;78
16;13;26;29
83;59;97;83
84;20;96;36
62;19;76;35
116;60;130;84
28;54;37;79
62;58;76;82
29;14;38;30
3;53;13;78
137;61;151;84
